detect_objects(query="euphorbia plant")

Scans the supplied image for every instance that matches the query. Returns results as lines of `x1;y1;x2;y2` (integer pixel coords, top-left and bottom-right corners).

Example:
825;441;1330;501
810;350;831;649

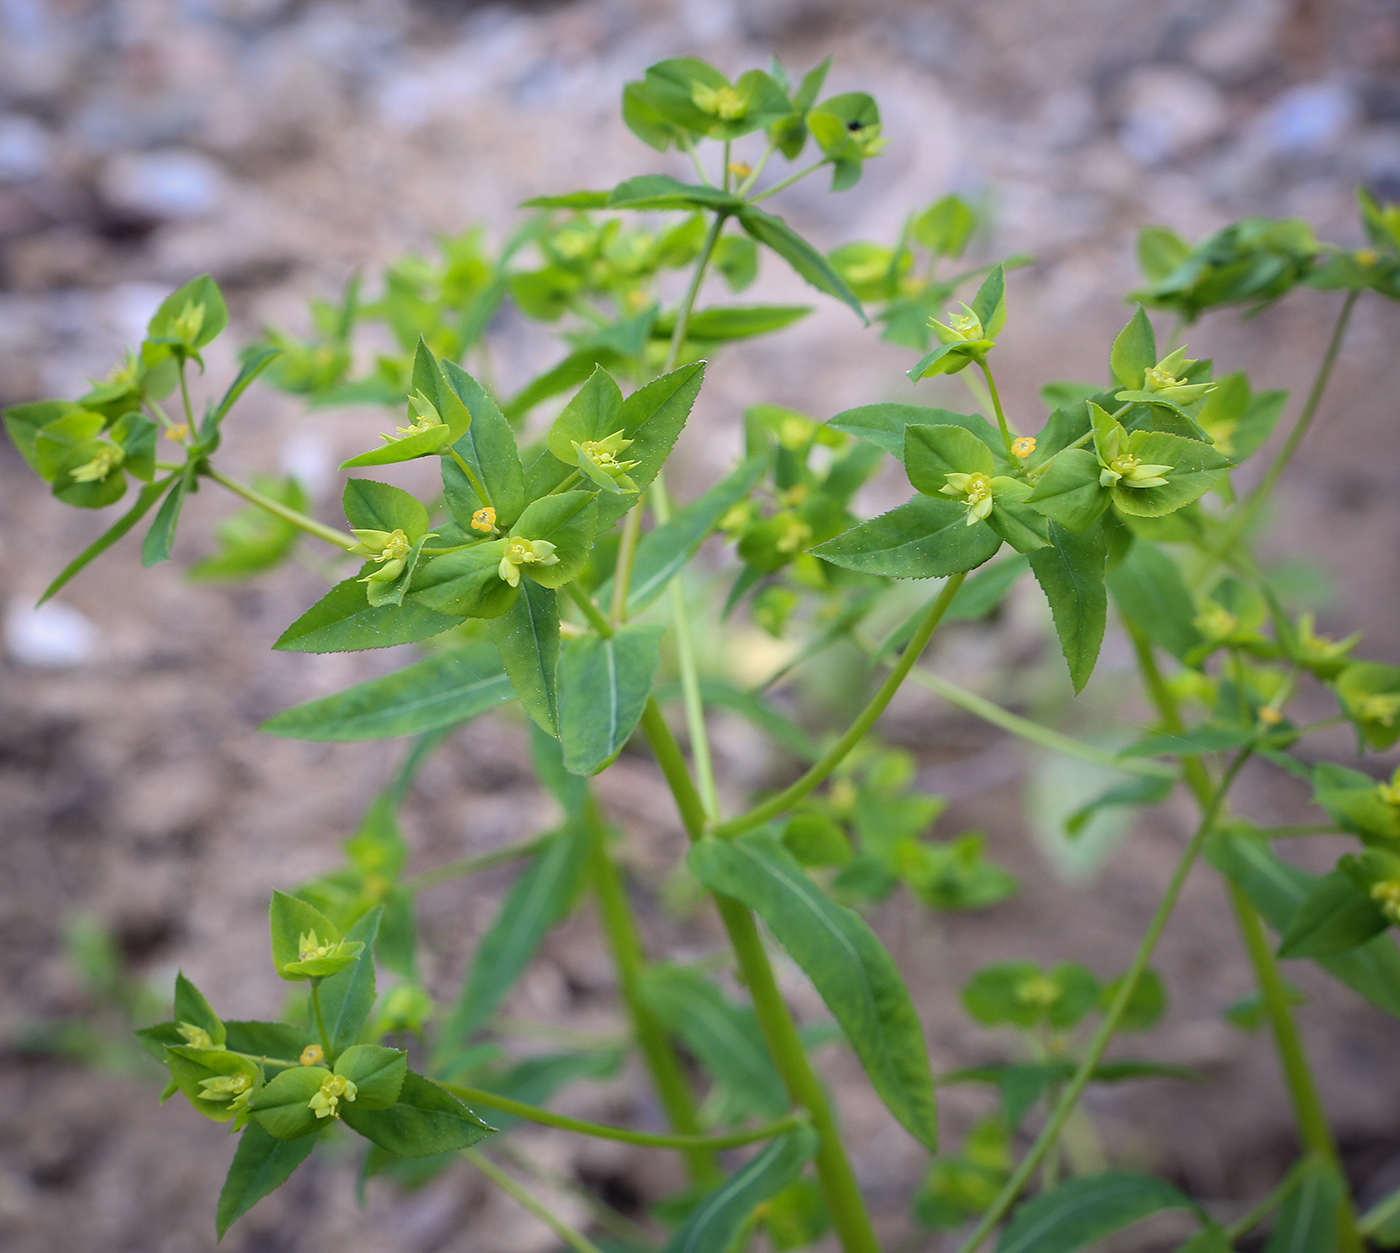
10;52;1400;1253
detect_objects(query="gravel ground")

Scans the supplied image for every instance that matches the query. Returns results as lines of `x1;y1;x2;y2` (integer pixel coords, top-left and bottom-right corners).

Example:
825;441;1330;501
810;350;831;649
3;2;1400;1251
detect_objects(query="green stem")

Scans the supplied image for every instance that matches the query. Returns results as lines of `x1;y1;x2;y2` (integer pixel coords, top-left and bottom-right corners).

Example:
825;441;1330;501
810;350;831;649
905;669;1177;780
177;359;195;430
1361;1182;1400;1236
404;836;551;892
1211;290;1358;564
666;212;726;374
203;465;357;550
610;496;646;625
722;139;732;192
736;141;778;195
564;583;615;638
581;795;719;1183
637;699;883;1253
448;448;494;510
1224;1154;1314;1241
749;158;830;204
309;980;333;1063
977;360;1017;459
444;1080;803;1152
1229;887;1363;1252
462;1148;605;1253
652;473;720;816
715;573;967;839
955;748;1254;1253
679;133;712;187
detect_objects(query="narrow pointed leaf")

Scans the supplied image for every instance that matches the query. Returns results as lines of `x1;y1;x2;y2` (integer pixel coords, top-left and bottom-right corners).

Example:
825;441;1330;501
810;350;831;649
1029;521;1107;692
342;1071;495;1157
40;475;174;602
275;576;459;653
737;204;865;320
995;1172;1195;1253
558;624;664;775
490;580;560;736
215;1123;317;1240
813;495;1002;580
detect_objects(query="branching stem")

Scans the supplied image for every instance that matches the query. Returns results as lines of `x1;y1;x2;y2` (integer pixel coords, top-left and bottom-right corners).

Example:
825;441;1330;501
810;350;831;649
462;1148;605;1253
203;465;357;550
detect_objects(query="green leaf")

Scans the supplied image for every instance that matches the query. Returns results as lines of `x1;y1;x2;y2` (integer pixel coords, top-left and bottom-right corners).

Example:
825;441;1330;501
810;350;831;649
509;490;598;588
680;305;811;341
276;575;459;653
607;172;744;210
905;423;995;494
1119;725;1254;758
222;1020;309;1061
141;472;191;567
545;365;625;463
1110;432;1231;518
812;495;1002;580
436;821;589;1061
411;543;518;620
970;265;1007;338
207;347;281;436
216;1122;317;1241
1110;308;1157;390
1026;449;1109;533
268;891;359;981
915;194;978;258
1137;226;1191;283
40;475;174;602
1029;522;1107;692
736;204;865;320
1066;775;1175;837
690;830;938;1149
334;1043;407;1109
962;962;1101;1031
1100;968;1169;1032
342;1071;495;1157
637;964;789;1122
1277;871;1388;959
339;425;452;469
663;1129;820;1253
4;399;84;476
316;907;382;1055
263;643;513;741
1264;1158;1342;1253
490;580;560;735
440;360;525;528
251;1066;328;1140
342;478;430;538
558;624;664;775
148;274;228;349
614;454;767;615
1107;540;1204;662
174;971;226;1046
830;403;999;464
1207;831;1400;1018
995;1172;1196;1253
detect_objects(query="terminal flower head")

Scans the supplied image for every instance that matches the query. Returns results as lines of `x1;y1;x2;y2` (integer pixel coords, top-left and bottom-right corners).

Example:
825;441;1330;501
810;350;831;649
198;1071;252;1107
177;1022;220;1051
171;299;207;346
692;81;746;121
930;304;985;345
1094;421;1171;489
1014;973;1061;1009
351;528;412;585
298;930;354;964
572;429;638;493
498;537;559;588
69;444;123;483
1372;879;1400;926
308;1072;357;1120
1134;347;1214;406
394;391;445;439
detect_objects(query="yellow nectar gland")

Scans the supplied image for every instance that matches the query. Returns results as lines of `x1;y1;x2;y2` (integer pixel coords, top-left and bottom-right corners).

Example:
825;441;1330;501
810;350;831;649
948;312;981;339
470;506;497;533
165;424;190;441
1011;436;1036;459
177;1022;218;1051
309;1073;357;1120
198;1073;252;1103
1015;974;1061;1009
1372;880;1400;926
299;1044;325;1066
70;445;122;483
727;160;753;180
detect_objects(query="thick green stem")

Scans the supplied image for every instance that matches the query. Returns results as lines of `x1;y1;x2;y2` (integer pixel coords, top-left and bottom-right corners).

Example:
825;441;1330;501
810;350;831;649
955;749;1253;1253
638;699;883;1253
203;465;357;550
715;573;966;839
445;1078;801;1151
581;796;719;1182
462;1148;605;1253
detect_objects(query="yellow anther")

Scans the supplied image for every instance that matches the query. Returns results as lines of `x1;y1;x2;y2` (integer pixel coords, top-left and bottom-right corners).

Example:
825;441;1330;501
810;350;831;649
1143;364;1185;391
1011;436;1036;458
298;930;340;963
299;1044;325;1067
470;506;497;534
308;1072;357;1120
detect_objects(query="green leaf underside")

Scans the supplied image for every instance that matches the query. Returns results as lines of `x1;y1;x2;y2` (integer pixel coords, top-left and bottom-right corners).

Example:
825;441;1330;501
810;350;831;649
437;819;589;1063
995;1171;1195;1253
275;576;459;653
262;643;513;740
216;1123;318;1240
558;624;665;775
690;831;938;1149
1029;522;1106;692
341;1071;496;1157
1264;1158;1342;1253
490;581;560;736
317;907;382;1056
1106;540;1204;661
663;1129;820;1253
813;495;1001;579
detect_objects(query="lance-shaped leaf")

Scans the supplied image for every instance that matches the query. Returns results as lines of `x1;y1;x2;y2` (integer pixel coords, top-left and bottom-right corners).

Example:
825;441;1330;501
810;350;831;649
263;642;513;741
315;907;383;1056
441;359;525;528
275;575;459;653
1264;1158;1343;1253
1027;449;1110;533
558;624;664;775
690;831;938;1149
736;204;865;320
664;1129;820;1253
1276;870;1388;959
1029;521;1107;693
812;495;1002;580
1110;307;1158;390
174;971;226;1046
40;475;174;602
490;580;560;735
546;365;625;463
829;402;1007;467
142;469;193;566
216;1123;318;1241
995;1172;1197;1253
333;1044;407;1109
436;820;589;1064
411;543;518;620
344;1071;495;1157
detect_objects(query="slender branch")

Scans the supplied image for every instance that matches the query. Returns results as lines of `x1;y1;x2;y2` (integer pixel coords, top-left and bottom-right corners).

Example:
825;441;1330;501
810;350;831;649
714;573;967;839
977;360;1017;460
447;447;494;509
564;583;615;638
906;669;1178;780
637;698;883;1253
610;498;646;625
748;157;830;204
443;1081;804;1150
954;748;1254;1253
309;980;333;1063
462;1148;605;1253
581;795;718;1183
679;133;712;187
202;465;357;550
736;140;778;195
665;212;725;375
404;836;551;892
177;359;195;430
1224;1154;1315;1241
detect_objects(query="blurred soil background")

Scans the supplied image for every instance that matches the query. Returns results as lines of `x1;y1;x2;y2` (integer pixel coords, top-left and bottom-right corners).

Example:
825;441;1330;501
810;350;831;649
3;0;1400;1250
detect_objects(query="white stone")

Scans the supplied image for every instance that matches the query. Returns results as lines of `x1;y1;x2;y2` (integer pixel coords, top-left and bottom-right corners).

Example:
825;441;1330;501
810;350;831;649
1260;80;1358;155
0;113;52;183
98;148;227;221
5;599;99;668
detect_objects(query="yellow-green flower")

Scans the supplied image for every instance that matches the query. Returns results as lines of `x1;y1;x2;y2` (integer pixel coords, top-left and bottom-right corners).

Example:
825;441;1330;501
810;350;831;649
171;299;207;346
572;429;638;493
940;471;995;525
69;444;123;483
692;82;746;121
498;537;559;588
1372;879;1400;926
308;1072;357;1120
391;390;445;440
177;1021;220;1051
297;929;356;964
470;506;497;533
197;1072;252;1108
1014;974;1061;1009
350;528;412;585
299;1044;325;1067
